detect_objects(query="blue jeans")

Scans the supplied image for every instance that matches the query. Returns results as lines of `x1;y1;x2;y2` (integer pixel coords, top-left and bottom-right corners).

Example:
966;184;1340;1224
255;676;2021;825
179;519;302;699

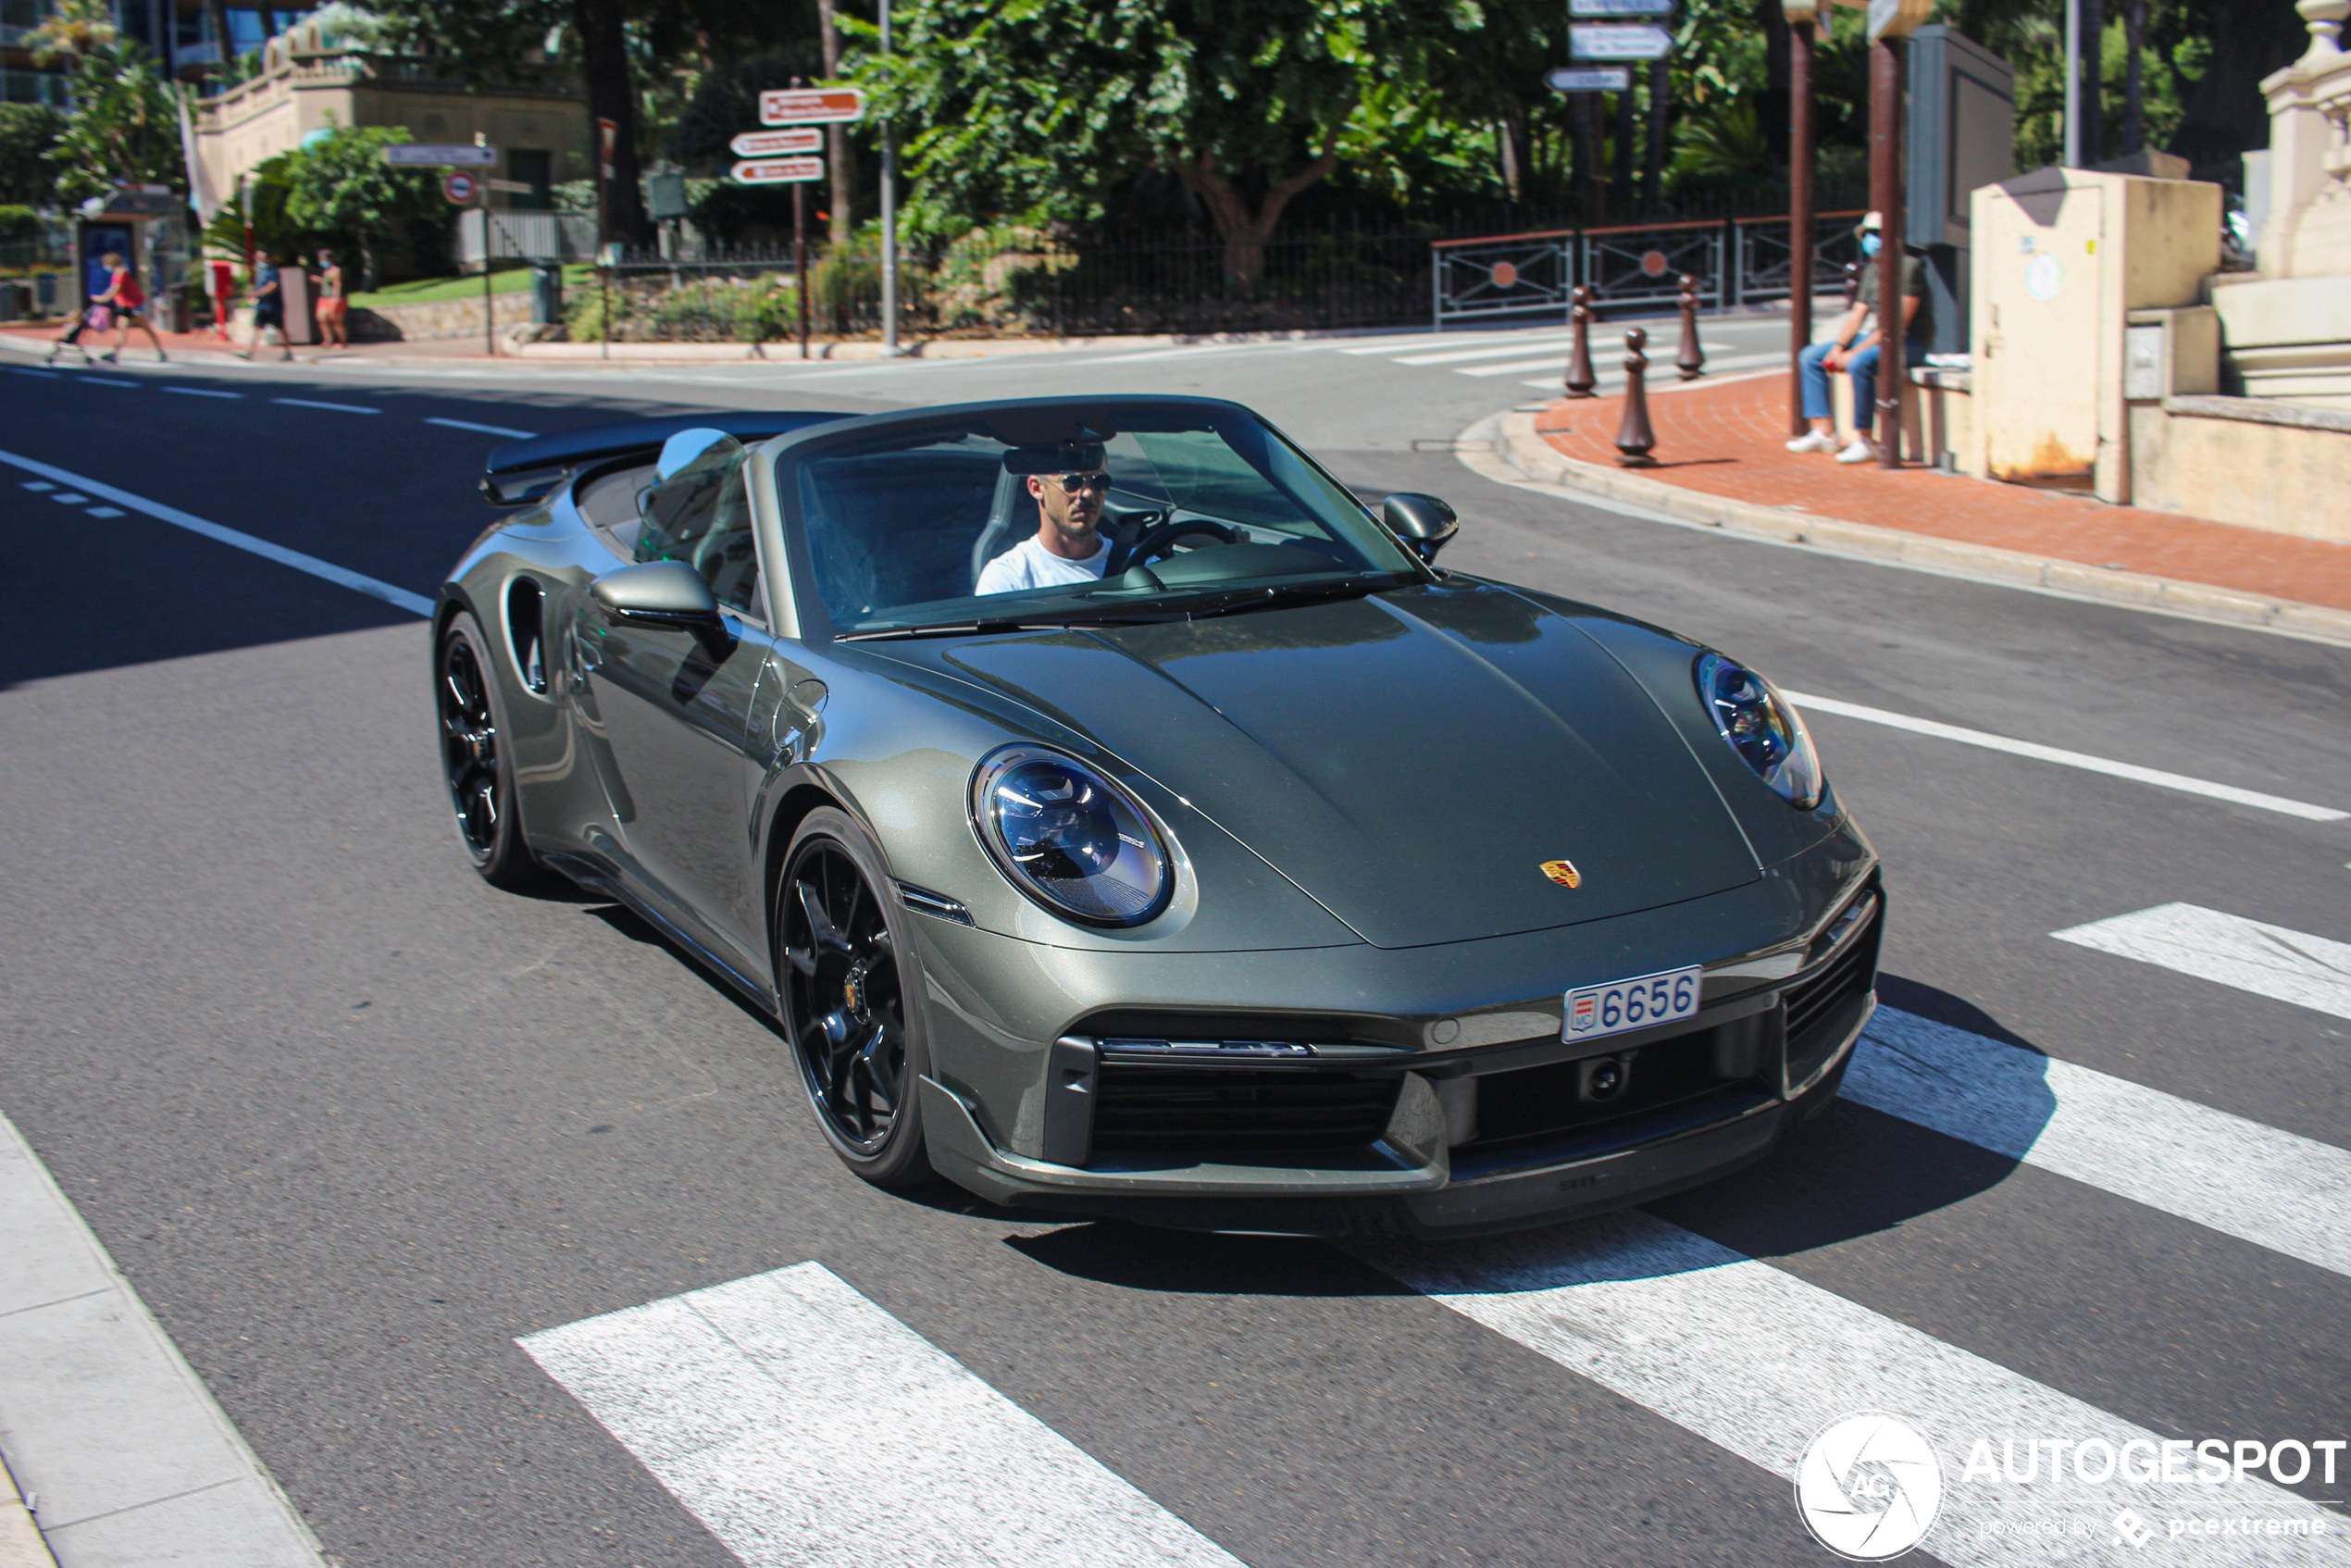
1799;337;1929;437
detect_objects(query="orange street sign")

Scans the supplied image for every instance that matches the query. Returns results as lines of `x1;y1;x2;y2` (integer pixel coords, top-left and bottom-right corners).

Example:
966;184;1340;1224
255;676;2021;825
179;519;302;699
759;88;865;126
730;128;824;157
731;157;825;185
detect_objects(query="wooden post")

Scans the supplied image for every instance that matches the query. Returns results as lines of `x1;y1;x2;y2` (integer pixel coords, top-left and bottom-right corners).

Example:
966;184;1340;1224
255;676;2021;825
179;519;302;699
1787;8;1815;436
1675;273;1705;380
793;180;810;360
1870;32;1905;468
1614;327;1659;467
1565;285;1598;398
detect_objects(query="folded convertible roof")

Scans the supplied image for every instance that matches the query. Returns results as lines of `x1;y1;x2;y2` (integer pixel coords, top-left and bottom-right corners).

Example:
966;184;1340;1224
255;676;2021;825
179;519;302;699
482;410;850;479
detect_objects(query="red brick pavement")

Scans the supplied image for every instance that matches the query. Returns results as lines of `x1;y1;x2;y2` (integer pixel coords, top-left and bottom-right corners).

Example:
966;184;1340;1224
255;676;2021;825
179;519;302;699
1534;371;2351;616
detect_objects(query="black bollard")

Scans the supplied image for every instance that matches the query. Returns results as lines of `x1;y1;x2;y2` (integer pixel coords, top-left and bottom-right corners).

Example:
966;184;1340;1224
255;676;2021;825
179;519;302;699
1564;285;1598;399
1615;327;1659;467
1675;273;1706;380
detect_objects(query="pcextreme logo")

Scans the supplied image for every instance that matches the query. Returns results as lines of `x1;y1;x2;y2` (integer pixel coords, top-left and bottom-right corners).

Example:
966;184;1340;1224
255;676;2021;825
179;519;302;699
1795;1412;1944;1561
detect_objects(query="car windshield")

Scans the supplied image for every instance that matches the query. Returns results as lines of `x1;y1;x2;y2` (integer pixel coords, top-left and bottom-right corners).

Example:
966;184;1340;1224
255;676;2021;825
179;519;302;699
775;404;1425;638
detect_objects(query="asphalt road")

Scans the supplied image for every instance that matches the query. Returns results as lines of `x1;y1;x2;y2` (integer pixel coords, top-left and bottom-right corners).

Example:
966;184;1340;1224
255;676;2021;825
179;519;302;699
1;319;2346;1568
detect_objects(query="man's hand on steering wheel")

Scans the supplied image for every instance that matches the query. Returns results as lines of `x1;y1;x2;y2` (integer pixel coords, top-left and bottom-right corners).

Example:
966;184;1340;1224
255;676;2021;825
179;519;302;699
1105;515;1239;577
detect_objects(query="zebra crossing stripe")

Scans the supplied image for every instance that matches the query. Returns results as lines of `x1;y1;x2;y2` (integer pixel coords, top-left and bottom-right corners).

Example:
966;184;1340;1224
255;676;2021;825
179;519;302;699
519;1262;1243;1568
1845;1007;2351;1278
2051;904;2351;1023
1360;1212;2351;1568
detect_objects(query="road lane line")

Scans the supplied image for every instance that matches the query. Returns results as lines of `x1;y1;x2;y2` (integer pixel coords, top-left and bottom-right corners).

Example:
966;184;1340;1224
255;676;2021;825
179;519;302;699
9;367;60;380
272;397;379;414
2050;904;2351;1021
520;1262;1244;1568
78;375;139;387
1360;1213;2351;1567
1846;1006;2351;1276
160;385;243;399
20;479;54;491
1782;691;2345;821
0;447;432;617
50;492;89;504
1393;336;1580;367
423;416;535;438
85;505;122;517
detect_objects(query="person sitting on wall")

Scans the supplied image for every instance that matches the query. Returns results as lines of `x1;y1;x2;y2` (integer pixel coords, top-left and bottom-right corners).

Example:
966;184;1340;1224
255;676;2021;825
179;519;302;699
1785;211;1932;464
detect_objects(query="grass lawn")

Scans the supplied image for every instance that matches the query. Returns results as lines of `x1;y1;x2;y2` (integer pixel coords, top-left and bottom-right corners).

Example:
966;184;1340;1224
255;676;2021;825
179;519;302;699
351;263;595;310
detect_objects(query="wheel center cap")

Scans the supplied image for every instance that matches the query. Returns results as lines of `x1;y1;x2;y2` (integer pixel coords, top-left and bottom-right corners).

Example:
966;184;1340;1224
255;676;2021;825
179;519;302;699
842;964;868;1016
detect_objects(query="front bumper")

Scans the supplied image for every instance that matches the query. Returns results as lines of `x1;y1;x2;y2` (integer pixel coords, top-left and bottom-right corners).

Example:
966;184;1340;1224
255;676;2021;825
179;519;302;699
917;871;1882;1238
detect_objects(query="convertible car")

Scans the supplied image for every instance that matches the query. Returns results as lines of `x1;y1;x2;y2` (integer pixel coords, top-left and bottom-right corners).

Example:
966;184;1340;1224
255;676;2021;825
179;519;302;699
435;395;1880;1237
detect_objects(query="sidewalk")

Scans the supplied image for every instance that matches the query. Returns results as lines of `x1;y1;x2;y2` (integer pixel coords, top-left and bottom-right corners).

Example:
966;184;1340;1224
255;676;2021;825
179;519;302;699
1479;370;2351;642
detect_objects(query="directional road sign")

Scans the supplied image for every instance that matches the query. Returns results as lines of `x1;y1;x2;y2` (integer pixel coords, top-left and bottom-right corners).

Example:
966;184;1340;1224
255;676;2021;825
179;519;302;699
442;170;479;205
731;157;825;185
758;87;865;127
386;143;499;167
1546;66;1633;91
1570;0;1673;13
730;128;825;158
1570;22;1674;57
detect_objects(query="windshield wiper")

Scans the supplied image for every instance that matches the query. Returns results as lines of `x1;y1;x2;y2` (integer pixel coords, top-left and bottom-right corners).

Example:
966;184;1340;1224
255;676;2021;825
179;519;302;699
1176;579;1384;619
835;609;1168;642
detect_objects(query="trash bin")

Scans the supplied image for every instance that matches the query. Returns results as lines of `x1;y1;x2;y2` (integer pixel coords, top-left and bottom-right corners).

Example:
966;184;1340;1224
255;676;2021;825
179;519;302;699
530;261;563;325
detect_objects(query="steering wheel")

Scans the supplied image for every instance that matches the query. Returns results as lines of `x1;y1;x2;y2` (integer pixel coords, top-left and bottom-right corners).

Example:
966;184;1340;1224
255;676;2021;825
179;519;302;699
1106;516;1240;578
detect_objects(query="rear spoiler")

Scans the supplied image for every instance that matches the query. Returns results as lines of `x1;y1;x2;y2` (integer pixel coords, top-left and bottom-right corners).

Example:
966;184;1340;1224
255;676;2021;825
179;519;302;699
479;410;850;505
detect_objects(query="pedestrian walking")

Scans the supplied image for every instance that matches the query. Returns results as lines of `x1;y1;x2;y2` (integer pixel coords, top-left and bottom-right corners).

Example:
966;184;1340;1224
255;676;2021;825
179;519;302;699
238;253;294;362
43;300;97;366
1785;211;1930;464
91;251;168;364
314;248;348;348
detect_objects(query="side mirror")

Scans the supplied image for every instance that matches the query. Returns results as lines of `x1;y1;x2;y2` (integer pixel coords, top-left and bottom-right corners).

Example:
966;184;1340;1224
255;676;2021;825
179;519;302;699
1382;492;1459;562
591;562;731;653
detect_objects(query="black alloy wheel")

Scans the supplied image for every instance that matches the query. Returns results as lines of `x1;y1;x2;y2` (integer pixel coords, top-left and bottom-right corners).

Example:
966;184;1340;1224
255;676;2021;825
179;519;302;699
778;809;932;1186
436;612;540;889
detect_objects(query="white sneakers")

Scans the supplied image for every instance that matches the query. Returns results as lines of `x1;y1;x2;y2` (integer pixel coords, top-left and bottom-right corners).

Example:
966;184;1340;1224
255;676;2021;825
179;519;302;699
1835;440;1874;464
1784;430;1836;454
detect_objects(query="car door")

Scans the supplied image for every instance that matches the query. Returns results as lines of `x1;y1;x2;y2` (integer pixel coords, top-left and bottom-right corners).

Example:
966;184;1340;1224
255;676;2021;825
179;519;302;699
584;432;780;983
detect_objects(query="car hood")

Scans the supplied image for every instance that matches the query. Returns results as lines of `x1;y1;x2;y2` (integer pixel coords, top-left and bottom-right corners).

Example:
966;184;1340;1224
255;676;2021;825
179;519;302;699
893;581;1760;949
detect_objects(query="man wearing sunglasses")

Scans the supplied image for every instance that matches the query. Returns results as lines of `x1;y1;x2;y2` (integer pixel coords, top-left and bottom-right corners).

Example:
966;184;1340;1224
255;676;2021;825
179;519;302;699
976;467;1115;594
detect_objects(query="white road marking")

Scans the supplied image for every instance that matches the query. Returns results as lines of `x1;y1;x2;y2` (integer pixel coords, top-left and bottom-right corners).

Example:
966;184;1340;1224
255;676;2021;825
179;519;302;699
273;396;379;414
84;505;122;517
1846;1006;2351;1276
0;448;433;617
423;416;535;438
161;385;243;399
1393;336;1580;367
19;479;54;491
80;375;138;387
1362;1213;2351;1568
2051;903;2351;1022
1456;355;1599;378
8;367;58;379
520;1262;1244;1568
50;492;88;504
1783;690;2345;821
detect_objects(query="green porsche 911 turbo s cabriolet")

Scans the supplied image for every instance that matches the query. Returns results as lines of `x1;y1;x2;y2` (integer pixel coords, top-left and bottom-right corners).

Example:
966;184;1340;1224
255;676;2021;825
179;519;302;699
434;394;1880;1237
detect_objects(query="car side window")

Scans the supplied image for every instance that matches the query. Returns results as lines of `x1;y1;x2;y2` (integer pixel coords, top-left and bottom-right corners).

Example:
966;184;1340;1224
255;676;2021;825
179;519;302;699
635;432;762;617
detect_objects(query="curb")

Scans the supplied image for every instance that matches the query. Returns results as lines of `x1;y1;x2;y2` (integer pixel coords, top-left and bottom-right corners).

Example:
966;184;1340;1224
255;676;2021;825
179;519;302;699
1465;409;2351;647
0;1113;328;1568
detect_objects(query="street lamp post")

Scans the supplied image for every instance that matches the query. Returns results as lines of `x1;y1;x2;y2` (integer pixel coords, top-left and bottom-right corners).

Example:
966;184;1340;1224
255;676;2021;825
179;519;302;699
878;0;899;355
1785;0;1818;438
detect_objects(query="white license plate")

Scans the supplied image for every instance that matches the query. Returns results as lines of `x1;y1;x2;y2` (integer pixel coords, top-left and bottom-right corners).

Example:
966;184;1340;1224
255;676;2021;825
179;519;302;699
1563;964;1701;1042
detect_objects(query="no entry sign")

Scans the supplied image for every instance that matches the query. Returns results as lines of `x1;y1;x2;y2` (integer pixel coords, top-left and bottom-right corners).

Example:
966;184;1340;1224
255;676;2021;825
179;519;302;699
730;128;825;158
731;157;825;185
758;87;865;126
442;170;479;205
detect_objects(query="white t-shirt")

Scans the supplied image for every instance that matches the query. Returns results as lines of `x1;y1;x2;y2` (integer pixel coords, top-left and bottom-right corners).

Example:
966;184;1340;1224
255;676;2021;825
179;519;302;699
976;533;1112;595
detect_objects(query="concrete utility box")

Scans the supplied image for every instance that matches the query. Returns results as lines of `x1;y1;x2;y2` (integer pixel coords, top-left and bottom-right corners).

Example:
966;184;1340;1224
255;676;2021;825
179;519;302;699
1906;26;2014;356
1970;167;2220;500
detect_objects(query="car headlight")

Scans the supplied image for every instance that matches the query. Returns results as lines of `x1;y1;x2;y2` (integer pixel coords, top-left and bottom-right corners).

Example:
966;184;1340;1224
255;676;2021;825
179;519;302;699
970;745;1175;926
1694;652;1823;809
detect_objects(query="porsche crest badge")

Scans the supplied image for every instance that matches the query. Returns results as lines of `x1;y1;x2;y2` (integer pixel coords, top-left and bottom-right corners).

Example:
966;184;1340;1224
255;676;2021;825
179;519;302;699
1539;858;1582;889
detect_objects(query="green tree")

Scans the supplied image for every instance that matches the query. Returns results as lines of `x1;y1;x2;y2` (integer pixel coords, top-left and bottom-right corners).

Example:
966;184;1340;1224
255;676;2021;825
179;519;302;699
27;0;182;203
858;0;1503;292
281;124;443;291
0;105;68;208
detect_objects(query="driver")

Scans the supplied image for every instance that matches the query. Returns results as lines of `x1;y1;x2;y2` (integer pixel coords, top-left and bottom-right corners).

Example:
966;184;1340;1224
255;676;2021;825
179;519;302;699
976;466;1114;594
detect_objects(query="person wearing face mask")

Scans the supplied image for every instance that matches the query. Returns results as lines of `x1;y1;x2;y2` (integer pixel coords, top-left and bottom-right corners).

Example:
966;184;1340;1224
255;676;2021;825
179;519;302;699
1785;211;1932;463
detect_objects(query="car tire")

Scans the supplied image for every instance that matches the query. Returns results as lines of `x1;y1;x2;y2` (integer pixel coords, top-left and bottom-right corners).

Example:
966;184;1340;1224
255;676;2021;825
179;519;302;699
776;806;935;1188
436;610;542;890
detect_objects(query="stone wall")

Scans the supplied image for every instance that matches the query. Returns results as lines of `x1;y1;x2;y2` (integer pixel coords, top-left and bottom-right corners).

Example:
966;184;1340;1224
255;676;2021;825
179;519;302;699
348;292;537;343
